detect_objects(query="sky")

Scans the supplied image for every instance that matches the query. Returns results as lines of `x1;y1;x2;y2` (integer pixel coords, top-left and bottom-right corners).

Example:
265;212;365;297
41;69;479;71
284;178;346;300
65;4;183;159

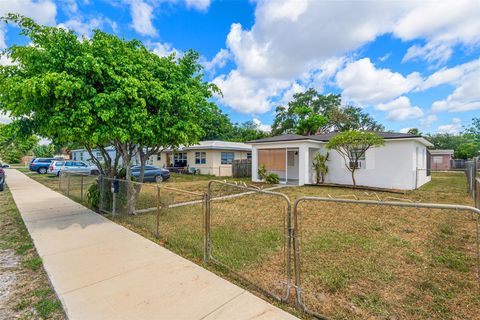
0;0;479;135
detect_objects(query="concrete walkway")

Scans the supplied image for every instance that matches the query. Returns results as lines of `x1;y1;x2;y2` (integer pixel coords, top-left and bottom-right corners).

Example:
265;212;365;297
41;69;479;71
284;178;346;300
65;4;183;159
6;169;298;320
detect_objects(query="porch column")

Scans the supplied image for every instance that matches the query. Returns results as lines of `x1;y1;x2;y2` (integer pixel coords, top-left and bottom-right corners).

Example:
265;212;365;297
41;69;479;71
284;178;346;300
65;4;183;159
252;146;259;182
298;145;309;185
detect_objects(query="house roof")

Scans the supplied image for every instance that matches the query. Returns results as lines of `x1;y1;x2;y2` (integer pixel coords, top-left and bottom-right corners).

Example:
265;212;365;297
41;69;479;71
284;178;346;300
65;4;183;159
249;131;432;146
167;140;252;152
429;149;454;155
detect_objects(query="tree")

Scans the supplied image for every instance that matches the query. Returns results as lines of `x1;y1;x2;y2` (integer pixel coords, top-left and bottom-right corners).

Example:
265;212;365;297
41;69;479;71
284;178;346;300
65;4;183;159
0;15;217;175
312;152;329;184
407;128;421;135
0;123;38;163
271;89;336;135
455;142;479;159
326;131;384;186
1;15;219;213
228;121;269;142
32;144;55;158
328;105;384;132
271;89;383;135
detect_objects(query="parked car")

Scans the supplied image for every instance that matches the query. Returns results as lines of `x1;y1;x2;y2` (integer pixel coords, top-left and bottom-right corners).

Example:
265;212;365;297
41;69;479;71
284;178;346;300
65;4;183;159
0;162;7;191
49;160;99;176
29;158;61;174
131;165;170;183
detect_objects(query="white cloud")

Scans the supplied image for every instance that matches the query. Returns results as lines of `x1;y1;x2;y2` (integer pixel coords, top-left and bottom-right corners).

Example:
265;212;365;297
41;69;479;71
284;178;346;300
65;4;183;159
185;0;211;11
379;53;391;62
203;49;230;72
217;0;479;114
376;96;423;121
0;0;57;49
213;70;289;114
0;0;56;25
419;115;438;128
58;17;118;37
252;118;271;132
336;58;422;105
402;42;453;66
437;118;462;134
149;41;182;57
399;128;412;134
421;59;480;91
127;0;157;36
0;112;12;124
431;70;480;113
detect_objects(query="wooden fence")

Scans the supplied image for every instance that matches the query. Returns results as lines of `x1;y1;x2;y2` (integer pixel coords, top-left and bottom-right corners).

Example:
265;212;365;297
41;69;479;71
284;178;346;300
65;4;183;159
232;159;251;178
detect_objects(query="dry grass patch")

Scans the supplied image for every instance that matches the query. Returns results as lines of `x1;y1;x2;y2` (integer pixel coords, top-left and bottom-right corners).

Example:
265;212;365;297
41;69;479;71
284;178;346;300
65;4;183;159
0;186;64;320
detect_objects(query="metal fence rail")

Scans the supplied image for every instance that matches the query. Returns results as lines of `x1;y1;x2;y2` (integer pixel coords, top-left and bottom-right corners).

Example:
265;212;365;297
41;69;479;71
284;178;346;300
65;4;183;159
206;180;292;302
97;177;206;260
293;197;480;319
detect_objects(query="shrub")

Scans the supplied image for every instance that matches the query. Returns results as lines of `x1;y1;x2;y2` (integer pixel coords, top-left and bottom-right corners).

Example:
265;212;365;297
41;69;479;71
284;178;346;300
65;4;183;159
258;164;267;180
86;183;100;209
265;172;279;184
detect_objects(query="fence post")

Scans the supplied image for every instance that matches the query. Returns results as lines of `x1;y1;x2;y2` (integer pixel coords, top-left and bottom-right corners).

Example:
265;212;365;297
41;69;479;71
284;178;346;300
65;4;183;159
67;173;70;196
156;186;160;238
99;175;104;212
112;180;117;216
474;158;478;208
80;175;84;201
203;191;211;263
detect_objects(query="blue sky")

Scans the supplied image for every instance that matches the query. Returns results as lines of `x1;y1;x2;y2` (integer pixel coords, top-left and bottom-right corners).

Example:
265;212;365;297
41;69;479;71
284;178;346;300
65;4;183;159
1;0;479;134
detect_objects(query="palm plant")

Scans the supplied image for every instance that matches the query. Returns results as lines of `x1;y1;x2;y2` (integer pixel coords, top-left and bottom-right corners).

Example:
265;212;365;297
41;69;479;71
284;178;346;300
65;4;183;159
312;152;329;184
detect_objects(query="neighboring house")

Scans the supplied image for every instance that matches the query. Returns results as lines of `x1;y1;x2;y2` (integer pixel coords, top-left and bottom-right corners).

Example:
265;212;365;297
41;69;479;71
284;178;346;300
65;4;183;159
70;147;119;164
153;141;252;176
70;141;252;177
249;132;433;190
429;150;454;171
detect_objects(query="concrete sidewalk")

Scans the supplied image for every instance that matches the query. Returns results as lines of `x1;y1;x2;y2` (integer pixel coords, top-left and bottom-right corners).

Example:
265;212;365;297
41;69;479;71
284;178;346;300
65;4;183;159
6;169;298;320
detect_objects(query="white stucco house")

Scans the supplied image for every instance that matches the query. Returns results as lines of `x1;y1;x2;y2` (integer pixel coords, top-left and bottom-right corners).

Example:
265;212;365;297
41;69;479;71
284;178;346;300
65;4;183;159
250;132;434;190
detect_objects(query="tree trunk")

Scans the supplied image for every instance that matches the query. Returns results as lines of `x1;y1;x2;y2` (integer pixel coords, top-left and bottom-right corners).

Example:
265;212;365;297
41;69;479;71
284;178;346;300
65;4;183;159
351;169;356;187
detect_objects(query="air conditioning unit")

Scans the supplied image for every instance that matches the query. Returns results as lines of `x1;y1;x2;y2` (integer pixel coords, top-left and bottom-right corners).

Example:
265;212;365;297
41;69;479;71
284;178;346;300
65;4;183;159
349;161;361;169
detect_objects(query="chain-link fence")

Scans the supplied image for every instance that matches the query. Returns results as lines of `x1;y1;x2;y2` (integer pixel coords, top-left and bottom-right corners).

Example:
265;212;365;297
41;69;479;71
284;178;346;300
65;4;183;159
98;176;206;260
206;181;292;301
293;197;480;319
58;171;98;204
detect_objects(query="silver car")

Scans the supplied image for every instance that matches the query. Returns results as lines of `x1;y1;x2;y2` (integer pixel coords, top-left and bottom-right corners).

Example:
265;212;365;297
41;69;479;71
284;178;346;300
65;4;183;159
49;160;98;176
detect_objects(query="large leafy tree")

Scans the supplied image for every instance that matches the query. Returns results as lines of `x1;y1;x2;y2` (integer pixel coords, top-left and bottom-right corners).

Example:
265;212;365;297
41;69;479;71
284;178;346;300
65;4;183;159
0;122;38;163
0;14;218;184
272;89;383;135
326;131;384;186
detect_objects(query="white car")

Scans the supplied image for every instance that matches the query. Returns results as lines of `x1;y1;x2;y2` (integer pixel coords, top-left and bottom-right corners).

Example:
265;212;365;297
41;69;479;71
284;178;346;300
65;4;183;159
49;160;99;176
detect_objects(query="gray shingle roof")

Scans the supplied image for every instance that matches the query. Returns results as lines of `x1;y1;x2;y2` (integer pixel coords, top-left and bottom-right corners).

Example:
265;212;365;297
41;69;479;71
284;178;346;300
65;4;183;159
248;131;422;144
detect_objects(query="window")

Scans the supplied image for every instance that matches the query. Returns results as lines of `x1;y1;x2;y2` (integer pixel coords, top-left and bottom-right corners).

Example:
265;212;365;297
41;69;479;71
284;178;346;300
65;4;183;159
433;156;443;164
75;162;87;167
79;152;84;161
221;152;234;164
195;152;206;164
95;151;103;161
65;161;75;167
173;152;187;167
246;152;252;160
349;148;365;169
157;153;161;161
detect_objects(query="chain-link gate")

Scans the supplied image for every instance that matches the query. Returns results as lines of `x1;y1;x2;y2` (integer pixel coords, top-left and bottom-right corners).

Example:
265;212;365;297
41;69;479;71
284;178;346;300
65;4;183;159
206;181;292;302
293;197;480;319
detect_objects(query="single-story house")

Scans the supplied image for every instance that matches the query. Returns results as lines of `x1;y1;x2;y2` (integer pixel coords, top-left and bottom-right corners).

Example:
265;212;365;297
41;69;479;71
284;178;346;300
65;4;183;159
249;132;434;190
70;141;252;177
429;150;454;171
153;141;252;176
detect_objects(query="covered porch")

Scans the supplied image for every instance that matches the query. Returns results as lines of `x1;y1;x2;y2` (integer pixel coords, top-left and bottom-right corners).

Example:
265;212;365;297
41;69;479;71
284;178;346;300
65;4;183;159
252;141;323;186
